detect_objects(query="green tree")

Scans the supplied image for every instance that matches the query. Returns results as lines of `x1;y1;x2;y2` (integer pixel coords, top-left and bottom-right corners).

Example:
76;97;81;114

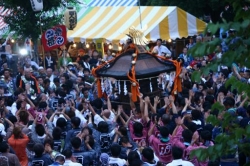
2;0;78;60
188;0;250;165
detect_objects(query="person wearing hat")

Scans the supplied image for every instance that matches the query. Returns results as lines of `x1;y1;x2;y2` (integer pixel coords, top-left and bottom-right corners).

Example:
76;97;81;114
100;153;110;166
152;39;172;57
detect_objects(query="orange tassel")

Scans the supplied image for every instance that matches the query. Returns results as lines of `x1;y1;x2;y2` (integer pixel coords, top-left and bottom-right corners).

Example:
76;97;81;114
96;78;102;98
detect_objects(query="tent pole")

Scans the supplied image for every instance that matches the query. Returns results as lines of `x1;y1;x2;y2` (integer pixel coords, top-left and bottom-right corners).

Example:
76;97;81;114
138;0;142;29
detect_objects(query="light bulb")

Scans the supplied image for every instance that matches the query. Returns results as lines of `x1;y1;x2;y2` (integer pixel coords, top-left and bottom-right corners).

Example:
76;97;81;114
73;43;77;48
108;45;112;49
20;48;28;56
86;43;90;48
118;46;122;51
168;39;172;43
11;39;15;43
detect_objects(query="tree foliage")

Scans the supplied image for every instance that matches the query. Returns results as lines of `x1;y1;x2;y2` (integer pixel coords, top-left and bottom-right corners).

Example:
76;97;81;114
187;0;250;164
2;0;79;40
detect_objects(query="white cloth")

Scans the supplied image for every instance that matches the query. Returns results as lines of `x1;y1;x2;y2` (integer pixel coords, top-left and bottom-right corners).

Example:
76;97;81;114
153;45;171;56
11;102;30;115
108;111;115;122
216;52;222;59
63;160;82;166
109;157;126;166
166;159;194;166
75;109;87;126
94;114;104;126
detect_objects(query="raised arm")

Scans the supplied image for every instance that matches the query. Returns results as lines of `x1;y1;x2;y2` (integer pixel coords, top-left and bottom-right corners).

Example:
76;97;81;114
152;96;160;114
107;96;112;111
144;96;151;122
169;95;177;114
128;93;136;111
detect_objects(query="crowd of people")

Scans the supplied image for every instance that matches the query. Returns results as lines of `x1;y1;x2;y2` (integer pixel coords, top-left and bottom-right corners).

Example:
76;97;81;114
0;33;249;166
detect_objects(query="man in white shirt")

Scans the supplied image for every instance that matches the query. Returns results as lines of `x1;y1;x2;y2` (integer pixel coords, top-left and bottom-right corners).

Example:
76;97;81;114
62;149;82;166
153;39;172;57
109;144;126;166
166;146;194;166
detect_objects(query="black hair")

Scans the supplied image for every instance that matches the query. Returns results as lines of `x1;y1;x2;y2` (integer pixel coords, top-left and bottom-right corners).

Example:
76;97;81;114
53;77;60;83
16;100;23;110
130;159;143;166
110;144;121;157
58;98;66;105
223;97;235;107
70;137;82;149
56;117;67;129
161;114;171;125
62;149;72;159
200;130;212;142
156;38;162;43
43;78;50;85
191;109;201;120
44;138;54;149
133;122;143;137
52;127;62;140
159;126;169;138
61;73;69;80
35;124;45;136
119;136;130;145
118;126;127;136
83;55;90;61
98;121;109;133
81;126;93;135
84;135;95;148
172;146;183;160
55;155;65;163
91;98;103;110
0;142;9;153
71;117;81;128
14;88;25;96
182;129;193;143
38;101;47;109
81;87;89;94
8;115;17;124
128;151;140;165
142;147;154;161
187;122;197;133
33;143;45;157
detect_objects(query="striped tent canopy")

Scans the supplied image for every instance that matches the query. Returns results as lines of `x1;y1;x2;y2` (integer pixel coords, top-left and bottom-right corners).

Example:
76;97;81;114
67;6;206;43
0;7;11;36
88;0;138;7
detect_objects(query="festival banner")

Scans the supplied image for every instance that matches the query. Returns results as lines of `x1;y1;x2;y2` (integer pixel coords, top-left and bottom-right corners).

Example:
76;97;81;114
42;25;67;51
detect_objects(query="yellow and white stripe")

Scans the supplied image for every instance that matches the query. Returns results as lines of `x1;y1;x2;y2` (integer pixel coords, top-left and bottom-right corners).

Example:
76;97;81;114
68;6;206;42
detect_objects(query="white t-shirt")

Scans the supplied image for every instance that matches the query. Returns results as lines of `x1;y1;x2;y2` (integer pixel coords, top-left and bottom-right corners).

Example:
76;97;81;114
153;45;172;56
11;102;31;115
63;160;82;166
166;159;194;166
109;157;126;166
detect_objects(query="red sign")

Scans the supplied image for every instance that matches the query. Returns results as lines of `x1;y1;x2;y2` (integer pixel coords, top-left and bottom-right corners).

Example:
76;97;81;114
42;25;67;51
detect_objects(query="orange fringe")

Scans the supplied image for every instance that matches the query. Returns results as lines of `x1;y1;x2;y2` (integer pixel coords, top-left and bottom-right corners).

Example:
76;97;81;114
127;50;140;102
91;47;182;100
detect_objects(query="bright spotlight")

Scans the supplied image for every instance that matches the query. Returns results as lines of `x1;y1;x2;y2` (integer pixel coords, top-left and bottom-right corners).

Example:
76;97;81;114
20;48;28;56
